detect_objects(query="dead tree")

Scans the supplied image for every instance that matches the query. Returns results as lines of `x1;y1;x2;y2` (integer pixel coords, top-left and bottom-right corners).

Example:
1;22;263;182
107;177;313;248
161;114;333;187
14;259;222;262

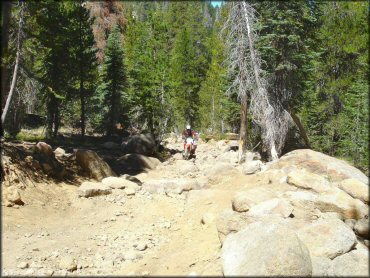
1;1;25;126
223;1;293;161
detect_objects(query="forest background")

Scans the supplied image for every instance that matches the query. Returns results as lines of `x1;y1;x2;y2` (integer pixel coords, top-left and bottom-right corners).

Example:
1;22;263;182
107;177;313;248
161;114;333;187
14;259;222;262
1;1;368;172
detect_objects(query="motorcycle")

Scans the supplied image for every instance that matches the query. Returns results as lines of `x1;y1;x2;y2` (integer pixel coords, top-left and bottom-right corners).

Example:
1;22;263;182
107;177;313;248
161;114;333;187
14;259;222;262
183;137;196;160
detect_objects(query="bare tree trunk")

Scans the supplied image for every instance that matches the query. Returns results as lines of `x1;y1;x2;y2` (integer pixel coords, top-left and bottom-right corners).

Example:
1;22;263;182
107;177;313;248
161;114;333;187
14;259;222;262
1;2;24;125
239;94;247;162
79;2;85;139
1;1;11;110
241;2;278;160
289;111;311;148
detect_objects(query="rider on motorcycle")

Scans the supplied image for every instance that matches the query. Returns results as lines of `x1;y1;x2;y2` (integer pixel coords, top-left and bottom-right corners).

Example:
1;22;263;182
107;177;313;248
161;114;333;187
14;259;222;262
182;124;197;155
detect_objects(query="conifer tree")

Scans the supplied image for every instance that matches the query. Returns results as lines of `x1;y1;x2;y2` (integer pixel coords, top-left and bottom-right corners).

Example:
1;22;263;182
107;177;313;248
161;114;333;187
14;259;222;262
97;25;126;136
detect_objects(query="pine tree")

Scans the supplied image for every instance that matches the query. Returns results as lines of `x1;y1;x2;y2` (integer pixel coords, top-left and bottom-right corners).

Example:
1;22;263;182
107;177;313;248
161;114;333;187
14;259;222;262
301;1;368;171
97;25;126;136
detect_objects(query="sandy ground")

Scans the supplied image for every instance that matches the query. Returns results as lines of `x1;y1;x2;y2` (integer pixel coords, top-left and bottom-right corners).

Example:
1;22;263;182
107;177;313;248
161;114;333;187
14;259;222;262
2;142;260;276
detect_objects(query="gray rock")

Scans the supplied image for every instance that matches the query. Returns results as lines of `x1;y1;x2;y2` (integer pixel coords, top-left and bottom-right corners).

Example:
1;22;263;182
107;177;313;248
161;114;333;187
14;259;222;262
216;208;249;244
287;169;332;193
311;256;332;276
344;219;357;230
316;187;368;219
329;248;369;276
101;141;120;150
102;176;137;190
121;134;156;155
297;218;357;259
175;160;199;175
242;160;262;175
17;262;29;269
3;186;24;207
221;221;312;276
354;216;369;238
231;192;252;212
77;182;112;198
75;149;115;181
246;198;293;218
124;187;136;196
270;149;368;184
201;213;216;225
339;178;369;203
59;256;77;272
116;153;160;171
124;251;138;261
142;178;199;195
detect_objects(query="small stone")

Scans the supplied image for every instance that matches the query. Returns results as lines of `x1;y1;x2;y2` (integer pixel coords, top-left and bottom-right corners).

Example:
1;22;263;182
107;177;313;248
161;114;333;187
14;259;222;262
201;213;215;225
59;256;77;272
124;251;137;261
17;261;29;269
136;243;147;251
124;187;136;196
142;271;150;276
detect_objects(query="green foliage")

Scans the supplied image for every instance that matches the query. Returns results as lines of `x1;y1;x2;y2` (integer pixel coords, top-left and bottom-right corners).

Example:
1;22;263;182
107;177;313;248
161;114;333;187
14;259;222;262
96;25;126;136
2;1;368;173
301;2;368;172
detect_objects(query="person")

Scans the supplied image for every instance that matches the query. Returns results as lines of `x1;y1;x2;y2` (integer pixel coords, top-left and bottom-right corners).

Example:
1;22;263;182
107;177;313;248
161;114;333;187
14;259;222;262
182;124;197;154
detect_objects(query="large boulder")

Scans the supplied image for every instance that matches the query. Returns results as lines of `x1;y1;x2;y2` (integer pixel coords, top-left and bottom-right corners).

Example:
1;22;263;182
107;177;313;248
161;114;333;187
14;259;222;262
242;160;262;175
316;187;368;219
311;256;333;276
77;181;112;198
141;178;200;195
287;169;332;193
3;186;24;207
101;176;138;190
34;142;65;179
122;134;156;155
246;198;293;218
339;178;368;203
269;149;368;184
297;218;357;259
329;248;369;276
100;141;120;150
221;221;312;276
216;208;249;244
75;150;115;181
116;153;160;172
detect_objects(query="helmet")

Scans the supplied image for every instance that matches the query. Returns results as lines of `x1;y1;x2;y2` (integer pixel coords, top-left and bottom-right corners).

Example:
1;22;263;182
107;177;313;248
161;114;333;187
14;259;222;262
186;124;191;130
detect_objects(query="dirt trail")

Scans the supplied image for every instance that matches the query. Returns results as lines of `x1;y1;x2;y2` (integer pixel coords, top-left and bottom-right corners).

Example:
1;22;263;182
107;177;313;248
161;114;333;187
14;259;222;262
2;141;259;276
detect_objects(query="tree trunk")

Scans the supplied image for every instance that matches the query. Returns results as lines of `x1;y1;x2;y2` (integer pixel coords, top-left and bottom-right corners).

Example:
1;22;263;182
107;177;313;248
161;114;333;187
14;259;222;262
239;94;247;163
1;2;24;125
79;3;85;139
290;111;311;148
1;1;11;110
241;2;278;160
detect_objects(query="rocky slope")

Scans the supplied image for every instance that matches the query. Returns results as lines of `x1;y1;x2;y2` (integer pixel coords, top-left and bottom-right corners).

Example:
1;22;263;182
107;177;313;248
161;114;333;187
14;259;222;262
2;136;369;276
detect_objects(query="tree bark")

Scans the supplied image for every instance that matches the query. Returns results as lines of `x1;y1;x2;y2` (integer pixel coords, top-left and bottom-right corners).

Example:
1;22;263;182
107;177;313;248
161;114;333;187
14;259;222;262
1;1;11;110
290;111;311;148
239;94;247;163
241;2;279;160
79;1;85;139
1;2;24;125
